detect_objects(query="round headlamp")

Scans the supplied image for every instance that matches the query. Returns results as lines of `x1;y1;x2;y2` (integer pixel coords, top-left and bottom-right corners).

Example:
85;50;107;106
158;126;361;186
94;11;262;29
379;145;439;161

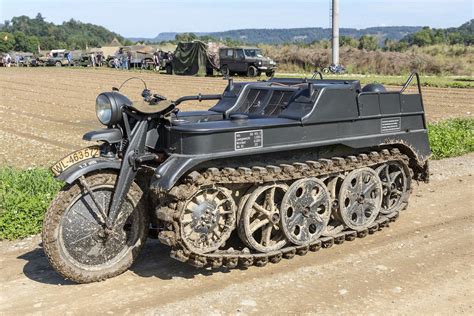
95;92;130;126
96;94;112;125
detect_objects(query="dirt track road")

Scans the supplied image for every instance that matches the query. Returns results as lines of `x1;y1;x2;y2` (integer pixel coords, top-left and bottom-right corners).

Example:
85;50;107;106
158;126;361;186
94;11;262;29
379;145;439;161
1;154;473;315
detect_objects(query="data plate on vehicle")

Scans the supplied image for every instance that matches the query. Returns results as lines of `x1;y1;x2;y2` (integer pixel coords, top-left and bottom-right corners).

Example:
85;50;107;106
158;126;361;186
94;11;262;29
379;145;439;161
235;130;263;150
51;146;100;176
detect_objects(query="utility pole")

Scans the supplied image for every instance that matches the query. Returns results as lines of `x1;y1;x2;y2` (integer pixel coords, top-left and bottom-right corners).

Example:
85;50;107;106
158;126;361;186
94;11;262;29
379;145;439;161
332;0;339;66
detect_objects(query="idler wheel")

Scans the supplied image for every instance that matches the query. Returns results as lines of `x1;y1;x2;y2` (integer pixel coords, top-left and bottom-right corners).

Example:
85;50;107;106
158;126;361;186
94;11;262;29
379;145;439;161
280;178;331;245
238;183;288;253
337;168;382;230
179;186;236;254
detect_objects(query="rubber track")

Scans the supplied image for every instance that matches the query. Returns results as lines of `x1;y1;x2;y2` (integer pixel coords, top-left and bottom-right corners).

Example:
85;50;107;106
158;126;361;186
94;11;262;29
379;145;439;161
157;148;410;269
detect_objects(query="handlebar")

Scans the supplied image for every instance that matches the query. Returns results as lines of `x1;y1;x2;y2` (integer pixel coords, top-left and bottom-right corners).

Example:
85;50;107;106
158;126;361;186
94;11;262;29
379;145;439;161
174;93;222;106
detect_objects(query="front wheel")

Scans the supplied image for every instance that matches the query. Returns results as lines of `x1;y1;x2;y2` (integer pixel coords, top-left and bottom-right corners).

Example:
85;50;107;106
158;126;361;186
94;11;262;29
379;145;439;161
42;171;149;283
247;65;258;77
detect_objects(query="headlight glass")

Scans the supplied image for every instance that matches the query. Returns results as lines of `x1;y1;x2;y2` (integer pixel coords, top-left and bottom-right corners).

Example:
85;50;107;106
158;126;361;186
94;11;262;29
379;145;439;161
96;94;112;125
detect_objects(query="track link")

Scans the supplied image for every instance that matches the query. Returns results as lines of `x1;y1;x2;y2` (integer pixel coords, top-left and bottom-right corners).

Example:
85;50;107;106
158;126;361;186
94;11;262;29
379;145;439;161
157;148;410;269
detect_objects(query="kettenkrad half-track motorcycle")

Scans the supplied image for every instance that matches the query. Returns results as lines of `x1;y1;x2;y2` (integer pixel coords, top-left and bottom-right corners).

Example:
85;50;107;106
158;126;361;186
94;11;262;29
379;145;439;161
43;73;431;283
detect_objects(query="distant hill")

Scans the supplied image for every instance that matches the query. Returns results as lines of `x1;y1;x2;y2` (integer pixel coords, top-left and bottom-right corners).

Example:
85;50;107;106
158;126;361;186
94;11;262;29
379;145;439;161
131;26;422;44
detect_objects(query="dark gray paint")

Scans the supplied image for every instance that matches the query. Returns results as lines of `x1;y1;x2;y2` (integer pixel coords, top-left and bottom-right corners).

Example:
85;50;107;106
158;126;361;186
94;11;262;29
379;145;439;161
149;77;430;192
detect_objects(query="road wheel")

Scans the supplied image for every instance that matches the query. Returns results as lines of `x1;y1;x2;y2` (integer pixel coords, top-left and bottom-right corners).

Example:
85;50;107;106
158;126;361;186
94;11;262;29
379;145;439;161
238;183;288;252
221;65;229;77
55;61;62;67
42;171;149;283
247;65;258;77
266;70;275;77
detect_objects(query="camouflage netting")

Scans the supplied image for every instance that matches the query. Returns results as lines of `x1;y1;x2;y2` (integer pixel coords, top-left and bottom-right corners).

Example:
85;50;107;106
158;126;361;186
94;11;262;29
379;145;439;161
173;41;217;76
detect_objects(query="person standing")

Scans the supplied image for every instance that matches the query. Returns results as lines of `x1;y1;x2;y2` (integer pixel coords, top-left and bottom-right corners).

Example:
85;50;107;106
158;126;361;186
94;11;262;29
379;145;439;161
121;54;127;70
127;51;132;70
153;49;160;71
97;53;103;67
67;52;73;66
5;53;11;67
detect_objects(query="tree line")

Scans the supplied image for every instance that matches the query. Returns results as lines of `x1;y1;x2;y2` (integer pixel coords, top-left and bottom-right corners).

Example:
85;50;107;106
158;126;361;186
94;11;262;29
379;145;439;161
0;13;132;53
0;14;471;54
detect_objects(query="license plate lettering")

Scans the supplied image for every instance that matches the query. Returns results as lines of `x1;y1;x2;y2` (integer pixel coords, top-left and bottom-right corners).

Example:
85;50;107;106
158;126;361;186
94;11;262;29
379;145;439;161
51;146;100;176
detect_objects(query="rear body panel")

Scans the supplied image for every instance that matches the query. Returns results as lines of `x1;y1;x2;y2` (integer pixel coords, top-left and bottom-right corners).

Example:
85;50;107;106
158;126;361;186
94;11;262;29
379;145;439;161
151;77;430;191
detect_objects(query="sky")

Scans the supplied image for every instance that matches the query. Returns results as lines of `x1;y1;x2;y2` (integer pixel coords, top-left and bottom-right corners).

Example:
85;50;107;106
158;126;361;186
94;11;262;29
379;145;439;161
1;0;473;38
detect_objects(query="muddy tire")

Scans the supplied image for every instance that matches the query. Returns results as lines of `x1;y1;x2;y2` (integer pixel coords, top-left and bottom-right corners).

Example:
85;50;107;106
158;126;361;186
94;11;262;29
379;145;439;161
266;70;275;77
42;171;149;283
221;65;229;77
247;66;258;77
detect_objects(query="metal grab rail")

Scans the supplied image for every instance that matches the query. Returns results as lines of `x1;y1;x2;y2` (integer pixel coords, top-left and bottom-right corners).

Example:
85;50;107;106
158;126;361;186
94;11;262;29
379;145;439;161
311;71;324;80
400;71;422;94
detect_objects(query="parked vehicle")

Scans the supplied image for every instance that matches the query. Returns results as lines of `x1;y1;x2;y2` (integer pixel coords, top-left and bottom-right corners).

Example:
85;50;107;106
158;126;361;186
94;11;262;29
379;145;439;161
43;72;430;283
219;47;277;77
322;64;346;74
106;46;154;69
45;49;72;67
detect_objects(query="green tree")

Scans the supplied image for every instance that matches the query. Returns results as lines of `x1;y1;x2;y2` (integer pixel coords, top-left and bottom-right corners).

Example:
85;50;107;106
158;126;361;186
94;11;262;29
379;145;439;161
412;27;433;46
0;32;15;52
358;35;378;51
448;32;464;45
340;35;358;48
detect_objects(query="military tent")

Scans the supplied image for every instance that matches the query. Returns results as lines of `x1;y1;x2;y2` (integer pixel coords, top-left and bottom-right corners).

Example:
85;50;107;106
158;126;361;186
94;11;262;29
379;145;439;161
172;41;214;76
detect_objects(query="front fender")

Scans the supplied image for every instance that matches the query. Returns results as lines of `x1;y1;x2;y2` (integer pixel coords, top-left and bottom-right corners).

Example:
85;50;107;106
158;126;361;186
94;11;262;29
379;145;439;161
56;158;122;184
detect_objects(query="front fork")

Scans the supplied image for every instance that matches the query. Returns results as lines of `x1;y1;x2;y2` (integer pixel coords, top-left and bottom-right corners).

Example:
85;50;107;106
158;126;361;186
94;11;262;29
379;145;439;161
83;120;149;228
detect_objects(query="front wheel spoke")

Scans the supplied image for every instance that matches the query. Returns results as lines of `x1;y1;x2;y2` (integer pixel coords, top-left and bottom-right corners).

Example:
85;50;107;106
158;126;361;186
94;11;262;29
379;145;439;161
70;228;100;246
71;208;99;226
78;176;108;226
